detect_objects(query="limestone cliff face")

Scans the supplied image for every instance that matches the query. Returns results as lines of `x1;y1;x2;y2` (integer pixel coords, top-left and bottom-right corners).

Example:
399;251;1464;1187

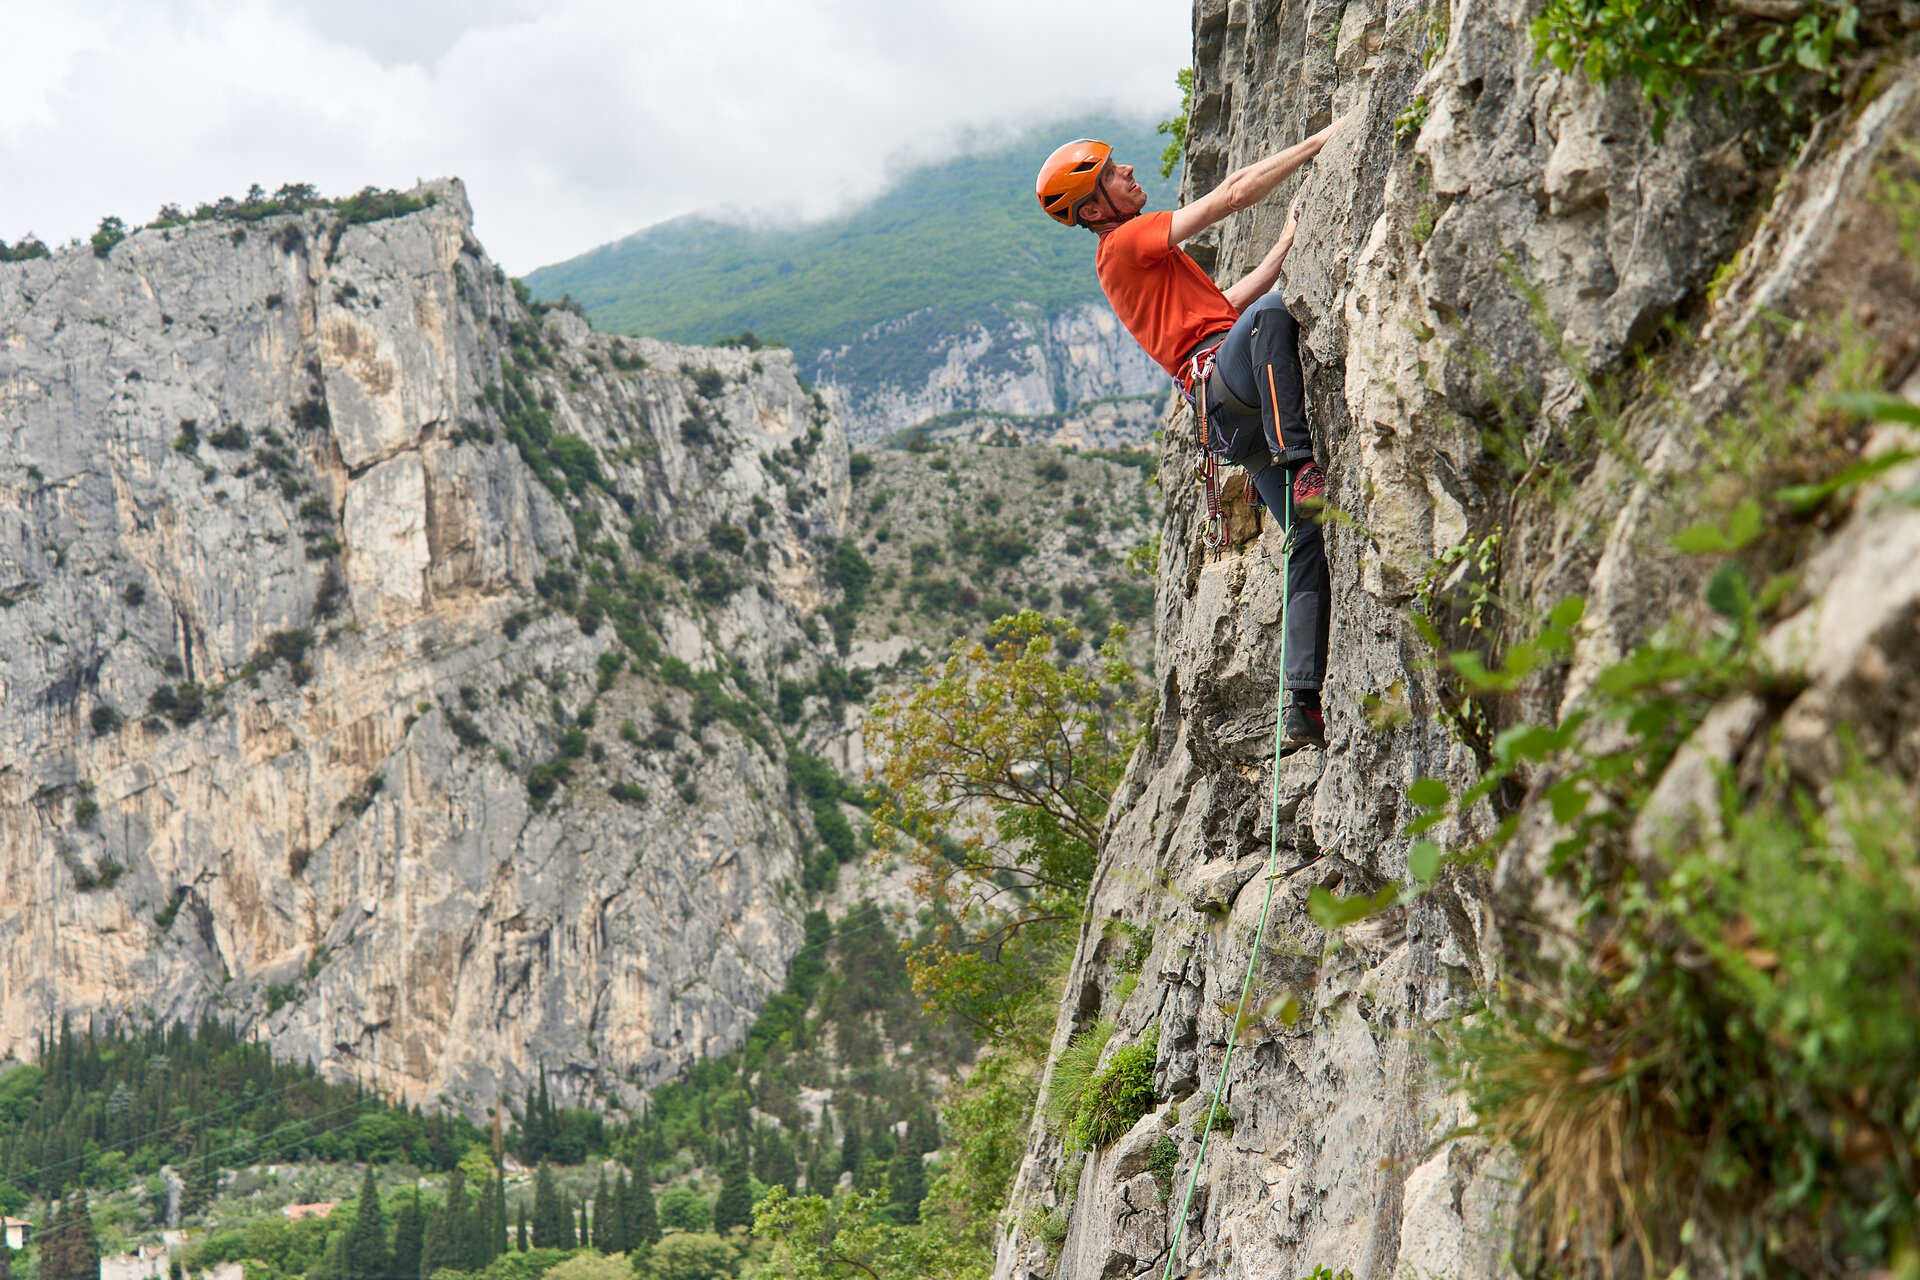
816;301;1166;441
0;182;854;1110
995;1;1920;1275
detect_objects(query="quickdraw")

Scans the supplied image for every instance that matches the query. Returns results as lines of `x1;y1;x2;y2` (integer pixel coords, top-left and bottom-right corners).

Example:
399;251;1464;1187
1181;345;1229;551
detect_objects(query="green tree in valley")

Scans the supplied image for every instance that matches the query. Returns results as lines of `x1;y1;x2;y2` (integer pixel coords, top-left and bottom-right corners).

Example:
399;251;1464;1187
626;1161;659;1248
866;611;1139;1042
604;1169;630;1255
838;1122;864;1190
755;1188;956;1280
468;1175;490;1269
656;1187;710;1234
341;1165;389;1280
918;1052;1037;1254
420;1167;470;1275
589;1168;611;1251
320;1230;345;1280
489;1170;509;1261
712;1151;753;1237
392;1190;424;1280
755;1129;798;1196
530;1165;566;1249
40;1190;100;1280
647;1233;734;1280
888;1116;938;1225
179;1131;217;1217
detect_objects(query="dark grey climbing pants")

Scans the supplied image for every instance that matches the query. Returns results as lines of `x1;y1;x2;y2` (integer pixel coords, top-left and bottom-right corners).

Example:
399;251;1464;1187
1201;293;1330;693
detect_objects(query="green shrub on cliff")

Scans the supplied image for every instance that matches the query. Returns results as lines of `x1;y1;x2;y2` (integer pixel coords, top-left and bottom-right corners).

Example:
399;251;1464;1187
1532;0;1891;139
91;217;126;258
1067;1034;1158;1150
0;236;50;262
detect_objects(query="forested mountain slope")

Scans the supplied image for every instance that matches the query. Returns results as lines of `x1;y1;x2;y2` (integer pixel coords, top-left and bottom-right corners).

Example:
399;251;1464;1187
522;119;1179;441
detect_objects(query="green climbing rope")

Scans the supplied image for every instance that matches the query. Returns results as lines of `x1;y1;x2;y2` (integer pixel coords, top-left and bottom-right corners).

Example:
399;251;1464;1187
1159;475;1294;1280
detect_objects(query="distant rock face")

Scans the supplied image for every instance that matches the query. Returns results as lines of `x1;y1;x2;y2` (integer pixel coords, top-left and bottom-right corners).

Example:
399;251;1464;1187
0;181;857;1110
816;301;1166;441
993;0;1920;1275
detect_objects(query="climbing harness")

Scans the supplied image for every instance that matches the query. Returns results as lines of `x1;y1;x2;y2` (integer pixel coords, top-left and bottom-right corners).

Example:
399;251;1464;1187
1158;475;1294;1280
1181;341;1230;550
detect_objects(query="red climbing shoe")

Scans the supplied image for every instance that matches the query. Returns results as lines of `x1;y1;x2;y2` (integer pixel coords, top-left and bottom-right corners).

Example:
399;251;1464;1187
1282;693;1325;751
1292;462;1326;506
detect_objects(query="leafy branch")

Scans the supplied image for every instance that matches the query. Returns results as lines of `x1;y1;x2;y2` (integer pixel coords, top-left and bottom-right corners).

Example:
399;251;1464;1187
865;610;1140;1041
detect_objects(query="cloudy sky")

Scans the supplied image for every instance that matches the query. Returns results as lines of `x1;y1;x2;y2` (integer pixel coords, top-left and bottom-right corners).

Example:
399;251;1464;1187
0;0;1189;273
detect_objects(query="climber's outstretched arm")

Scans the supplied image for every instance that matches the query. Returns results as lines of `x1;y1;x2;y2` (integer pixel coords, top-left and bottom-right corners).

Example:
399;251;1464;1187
1222;193;1304;312
1169;112;1346;247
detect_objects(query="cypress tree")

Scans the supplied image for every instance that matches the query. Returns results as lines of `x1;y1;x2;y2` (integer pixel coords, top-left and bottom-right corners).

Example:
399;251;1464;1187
887;1145;926;1225
757;1131;797;1196
515;1204;527;1252
530;1166;564;1249
606;1171;631;1255
392;1191;424;1280
468;1177;490;1269
342;1165;389;1280
420;1167;468;1277
452;1170;474;1271
711;1153;752;1238
491;1170;509;1260
913;1113;942;1169
839;1122;864;1189
522;1067;555;1164
589;1170;611;1252
180;1130;216;1216
627;1161;658;1248
0;1236;14;1280
35;1194;67;1280
64;1190;99;1280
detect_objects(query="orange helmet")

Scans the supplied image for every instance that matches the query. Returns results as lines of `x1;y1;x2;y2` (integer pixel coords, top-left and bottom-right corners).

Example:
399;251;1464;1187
1036;138;1113;226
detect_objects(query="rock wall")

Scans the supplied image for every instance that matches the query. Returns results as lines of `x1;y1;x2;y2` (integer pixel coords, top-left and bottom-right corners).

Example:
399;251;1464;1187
0;182;858;1110
994;0;1920;1274
816;301;1166;441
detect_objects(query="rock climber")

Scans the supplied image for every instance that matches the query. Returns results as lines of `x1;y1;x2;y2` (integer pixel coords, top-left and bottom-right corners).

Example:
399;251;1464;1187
1035;117;1345;749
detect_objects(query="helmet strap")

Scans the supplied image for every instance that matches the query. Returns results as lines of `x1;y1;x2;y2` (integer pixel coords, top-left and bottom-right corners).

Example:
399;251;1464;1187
1077;160;1139;232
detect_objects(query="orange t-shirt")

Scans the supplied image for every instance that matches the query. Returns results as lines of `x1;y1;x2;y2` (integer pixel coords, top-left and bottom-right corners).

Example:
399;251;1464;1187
1094;210;1238;379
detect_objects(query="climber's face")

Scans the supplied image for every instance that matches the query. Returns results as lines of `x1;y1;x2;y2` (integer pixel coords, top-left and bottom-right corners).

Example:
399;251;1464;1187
1082;160;1147;231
